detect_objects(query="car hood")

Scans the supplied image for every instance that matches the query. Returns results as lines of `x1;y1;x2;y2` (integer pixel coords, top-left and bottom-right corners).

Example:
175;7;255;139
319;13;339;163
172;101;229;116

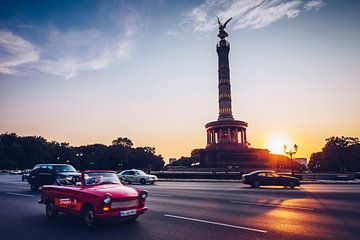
56;172;81;177
146;174;157;178
85;184;139;199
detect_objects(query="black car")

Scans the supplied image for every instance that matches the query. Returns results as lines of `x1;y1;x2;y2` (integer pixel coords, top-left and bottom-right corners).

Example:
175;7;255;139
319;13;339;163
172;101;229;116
28;164;80;191
242;170;300;188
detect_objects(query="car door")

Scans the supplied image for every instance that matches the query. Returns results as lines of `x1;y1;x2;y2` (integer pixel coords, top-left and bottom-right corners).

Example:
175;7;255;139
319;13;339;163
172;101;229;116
37;165;52;186
256;172;269;185
128;170;137;183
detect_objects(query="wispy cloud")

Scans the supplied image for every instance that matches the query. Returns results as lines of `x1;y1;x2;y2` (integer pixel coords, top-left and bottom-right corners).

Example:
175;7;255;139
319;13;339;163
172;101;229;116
0;7;139;79
304;0;326;11
0;31;39;74
174;0;325;34
33;26;135;79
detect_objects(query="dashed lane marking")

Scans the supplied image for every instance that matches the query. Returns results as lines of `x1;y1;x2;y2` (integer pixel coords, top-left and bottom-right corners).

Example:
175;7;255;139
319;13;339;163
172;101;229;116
230;200;314;211
164;214;267;234
6;192;34;197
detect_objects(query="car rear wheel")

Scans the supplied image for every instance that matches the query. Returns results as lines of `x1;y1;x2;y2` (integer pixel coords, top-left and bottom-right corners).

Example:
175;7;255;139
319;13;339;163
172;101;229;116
140;178;146;185
30;184;38;191
46;201;58;219
82;206;97;227
288;181;296;189
251;181;260;188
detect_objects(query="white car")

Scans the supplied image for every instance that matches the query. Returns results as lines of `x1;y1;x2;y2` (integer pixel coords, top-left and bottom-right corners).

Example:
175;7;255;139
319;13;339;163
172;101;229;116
118;169;157;184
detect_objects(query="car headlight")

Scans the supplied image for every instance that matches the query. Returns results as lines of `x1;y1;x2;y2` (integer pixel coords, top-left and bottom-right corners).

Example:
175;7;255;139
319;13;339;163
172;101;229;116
140;191;148;200
103;194;112;204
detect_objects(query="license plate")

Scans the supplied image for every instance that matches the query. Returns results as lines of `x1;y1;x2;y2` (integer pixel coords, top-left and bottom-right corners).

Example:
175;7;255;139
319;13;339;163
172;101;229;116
120;209;137;217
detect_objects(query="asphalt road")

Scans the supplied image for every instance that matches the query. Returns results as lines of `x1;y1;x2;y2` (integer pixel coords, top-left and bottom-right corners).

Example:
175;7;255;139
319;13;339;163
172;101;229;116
0;175;359;240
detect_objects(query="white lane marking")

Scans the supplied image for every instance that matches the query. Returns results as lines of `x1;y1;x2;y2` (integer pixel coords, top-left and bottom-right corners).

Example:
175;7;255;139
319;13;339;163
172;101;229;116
6;192;34;198
150;193;173;197
230;200;314;211
164;214;267;234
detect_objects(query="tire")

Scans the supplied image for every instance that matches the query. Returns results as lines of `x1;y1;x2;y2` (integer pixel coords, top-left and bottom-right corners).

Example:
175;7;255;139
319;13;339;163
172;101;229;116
140;178;146;185
82;206;97;228
288;181;295;189
46;201;58;219
30;184;38;191
251;181;260;188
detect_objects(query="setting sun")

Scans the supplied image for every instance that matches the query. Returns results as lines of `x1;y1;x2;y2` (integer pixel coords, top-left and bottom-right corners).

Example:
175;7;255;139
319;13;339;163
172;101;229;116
266;135;292;154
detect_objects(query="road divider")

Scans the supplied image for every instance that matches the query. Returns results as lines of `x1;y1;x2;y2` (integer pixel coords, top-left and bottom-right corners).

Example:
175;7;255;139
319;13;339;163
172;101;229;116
229;200;314;211
164;214;267;233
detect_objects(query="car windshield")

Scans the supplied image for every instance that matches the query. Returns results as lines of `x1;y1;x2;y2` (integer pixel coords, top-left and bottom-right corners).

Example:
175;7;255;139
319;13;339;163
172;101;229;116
84;172;121;186
54;165;77;173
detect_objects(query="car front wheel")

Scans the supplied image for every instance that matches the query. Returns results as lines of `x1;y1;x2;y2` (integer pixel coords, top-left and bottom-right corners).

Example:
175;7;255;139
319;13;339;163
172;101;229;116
288;181;296;189
251;181;260;188
46;201;58;219
140;178;146;185
82;207;96;227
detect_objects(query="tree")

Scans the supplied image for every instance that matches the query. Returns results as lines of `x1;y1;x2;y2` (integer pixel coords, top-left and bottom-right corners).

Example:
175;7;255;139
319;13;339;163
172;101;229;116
112;137;133;148
309;136;360;173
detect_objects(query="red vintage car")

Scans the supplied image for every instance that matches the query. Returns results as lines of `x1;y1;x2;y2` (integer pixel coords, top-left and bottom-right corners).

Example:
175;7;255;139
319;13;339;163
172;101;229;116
39;170;148;227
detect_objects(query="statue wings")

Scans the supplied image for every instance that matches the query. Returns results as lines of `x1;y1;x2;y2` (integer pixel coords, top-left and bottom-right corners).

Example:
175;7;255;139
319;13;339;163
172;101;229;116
217;17;232;29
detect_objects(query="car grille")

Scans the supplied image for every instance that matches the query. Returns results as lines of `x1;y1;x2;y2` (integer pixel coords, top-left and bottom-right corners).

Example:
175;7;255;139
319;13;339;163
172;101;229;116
111;199;139;209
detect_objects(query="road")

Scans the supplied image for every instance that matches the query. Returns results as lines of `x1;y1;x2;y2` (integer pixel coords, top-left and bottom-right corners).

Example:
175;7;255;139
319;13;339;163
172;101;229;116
0;175;359;240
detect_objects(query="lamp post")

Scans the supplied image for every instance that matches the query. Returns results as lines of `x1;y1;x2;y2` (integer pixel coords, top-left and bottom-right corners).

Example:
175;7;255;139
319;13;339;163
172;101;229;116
283;144;298;176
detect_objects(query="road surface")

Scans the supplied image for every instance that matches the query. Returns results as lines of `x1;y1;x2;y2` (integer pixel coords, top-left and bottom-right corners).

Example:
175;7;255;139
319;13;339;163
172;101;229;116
0;174;359;240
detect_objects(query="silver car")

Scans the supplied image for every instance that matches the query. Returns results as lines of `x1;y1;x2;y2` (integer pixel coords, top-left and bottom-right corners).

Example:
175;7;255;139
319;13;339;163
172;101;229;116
118;169;157;185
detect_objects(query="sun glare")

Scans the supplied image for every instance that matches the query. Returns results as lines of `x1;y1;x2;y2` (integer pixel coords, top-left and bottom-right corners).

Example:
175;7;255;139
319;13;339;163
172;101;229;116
266;135;292;154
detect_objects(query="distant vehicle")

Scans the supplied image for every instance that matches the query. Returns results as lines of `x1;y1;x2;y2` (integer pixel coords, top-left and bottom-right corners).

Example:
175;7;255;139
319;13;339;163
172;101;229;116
118;169;157;185
242;170;300;189
39;170;148;227
9;170;22;175
21;169;31;181
355;172;360;179
28;164;80;191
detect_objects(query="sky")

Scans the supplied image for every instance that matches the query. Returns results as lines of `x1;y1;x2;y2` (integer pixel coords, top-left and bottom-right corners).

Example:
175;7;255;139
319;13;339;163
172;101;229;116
1;0;359;162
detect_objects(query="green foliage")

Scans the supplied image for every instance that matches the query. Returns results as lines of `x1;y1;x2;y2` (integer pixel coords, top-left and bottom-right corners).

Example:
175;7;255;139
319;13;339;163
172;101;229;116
0;133;164;171
309;136;360;173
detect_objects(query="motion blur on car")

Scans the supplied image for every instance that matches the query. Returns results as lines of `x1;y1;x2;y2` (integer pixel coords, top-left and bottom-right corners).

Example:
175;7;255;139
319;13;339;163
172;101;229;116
118;169;157;185
242;170;300;188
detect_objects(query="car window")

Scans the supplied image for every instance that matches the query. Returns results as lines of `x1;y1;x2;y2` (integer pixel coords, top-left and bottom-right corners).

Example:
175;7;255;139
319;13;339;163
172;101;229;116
258;173;266;177
121;171;129;175
128;171;135;175
84;172;120;186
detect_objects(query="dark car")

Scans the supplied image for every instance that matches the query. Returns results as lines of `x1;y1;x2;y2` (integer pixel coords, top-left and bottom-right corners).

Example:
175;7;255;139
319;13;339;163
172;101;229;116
21;169;31;181
242;170;300;188
28;164;80;191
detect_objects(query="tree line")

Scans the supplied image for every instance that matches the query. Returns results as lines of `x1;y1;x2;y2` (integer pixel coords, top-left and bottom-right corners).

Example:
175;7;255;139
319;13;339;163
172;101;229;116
309;136;360;173
0;133;165;171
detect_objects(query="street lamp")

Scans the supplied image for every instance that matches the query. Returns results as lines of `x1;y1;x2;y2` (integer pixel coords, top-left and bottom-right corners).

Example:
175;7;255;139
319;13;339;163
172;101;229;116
283;144;298;176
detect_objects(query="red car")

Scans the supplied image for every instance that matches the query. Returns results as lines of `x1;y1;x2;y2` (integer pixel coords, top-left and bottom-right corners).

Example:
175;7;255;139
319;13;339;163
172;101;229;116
39;170;148;227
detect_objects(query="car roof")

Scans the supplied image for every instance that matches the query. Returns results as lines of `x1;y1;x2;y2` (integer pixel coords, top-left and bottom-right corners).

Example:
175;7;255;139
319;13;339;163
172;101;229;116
248;170;275;174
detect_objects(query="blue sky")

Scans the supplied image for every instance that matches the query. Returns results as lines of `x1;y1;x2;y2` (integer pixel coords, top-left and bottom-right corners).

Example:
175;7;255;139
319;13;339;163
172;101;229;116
1;0;359;161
